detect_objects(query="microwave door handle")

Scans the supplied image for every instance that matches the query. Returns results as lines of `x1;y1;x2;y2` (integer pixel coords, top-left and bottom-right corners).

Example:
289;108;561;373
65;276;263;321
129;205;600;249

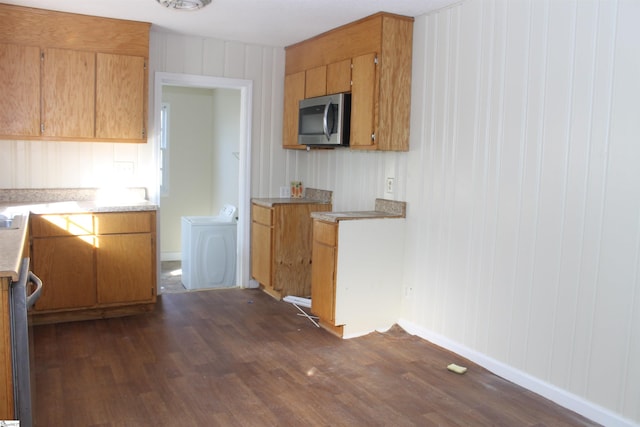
322;100;332;141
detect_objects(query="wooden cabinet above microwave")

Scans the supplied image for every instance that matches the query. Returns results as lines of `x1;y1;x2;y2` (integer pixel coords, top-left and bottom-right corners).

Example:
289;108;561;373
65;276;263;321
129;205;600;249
283;12;413;151
0;4;150;143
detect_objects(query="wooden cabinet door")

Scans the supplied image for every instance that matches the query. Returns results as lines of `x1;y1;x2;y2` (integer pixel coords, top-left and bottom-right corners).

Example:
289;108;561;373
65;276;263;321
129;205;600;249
251;220;272;288
350;52;378;149
282;71;306;149
41;48;95;138
326;59;352;95
0;277;14;419
305;65;326;98
311;222;338;323
95;53;146;141
32;235;96;311
96;233;154;304
0;43;41;137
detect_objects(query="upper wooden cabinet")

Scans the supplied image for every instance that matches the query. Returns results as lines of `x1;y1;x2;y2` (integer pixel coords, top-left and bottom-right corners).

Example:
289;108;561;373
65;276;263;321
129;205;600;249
282;71;306;149
0;4;150;143
0;43;40;136
326;59;352;95
95;53;147;140
305;65;327;98
305;59;353;99
350;53;378;150
283;12;413;151
42;48;96;138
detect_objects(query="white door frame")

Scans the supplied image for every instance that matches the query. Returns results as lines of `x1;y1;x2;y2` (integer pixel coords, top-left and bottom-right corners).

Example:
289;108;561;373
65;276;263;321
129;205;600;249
152;71;254;288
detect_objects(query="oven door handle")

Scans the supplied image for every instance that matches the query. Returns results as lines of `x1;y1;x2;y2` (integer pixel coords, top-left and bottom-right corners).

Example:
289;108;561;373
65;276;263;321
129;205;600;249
26;271;43;310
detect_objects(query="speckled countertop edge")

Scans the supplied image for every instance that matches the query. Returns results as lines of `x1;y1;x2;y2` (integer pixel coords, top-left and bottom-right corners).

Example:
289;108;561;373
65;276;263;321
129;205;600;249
0;220;28;281
0;188;157;214
311;199;407;222
0;187;148;203
252;188;332;207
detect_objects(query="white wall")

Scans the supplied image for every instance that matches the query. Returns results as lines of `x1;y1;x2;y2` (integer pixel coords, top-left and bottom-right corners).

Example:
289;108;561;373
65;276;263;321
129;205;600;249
0;132;154;189
211;88;241;213
399;0;639;424
160;86;214;256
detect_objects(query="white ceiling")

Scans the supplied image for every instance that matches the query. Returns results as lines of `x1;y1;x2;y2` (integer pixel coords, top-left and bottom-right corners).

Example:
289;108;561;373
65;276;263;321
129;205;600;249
2;0;461;47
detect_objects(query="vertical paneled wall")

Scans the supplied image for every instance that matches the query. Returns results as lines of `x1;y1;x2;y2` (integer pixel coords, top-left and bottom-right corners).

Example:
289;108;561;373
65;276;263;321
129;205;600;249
400;0;640;423
284;149;408;211
148;31;288;202
0;136;151;189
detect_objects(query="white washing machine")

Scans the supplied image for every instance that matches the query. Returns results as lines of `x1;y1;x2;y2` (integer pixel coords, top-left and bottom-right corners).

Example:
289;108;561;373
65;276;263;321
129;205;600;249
181;205;237;290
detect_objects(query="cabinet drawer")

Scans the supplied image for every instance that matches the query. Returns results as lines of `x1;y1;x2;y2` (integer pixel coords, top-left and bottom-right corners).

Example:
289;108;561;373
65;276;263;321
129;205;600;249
30;214;94;237
252;204;272;226
313;220;337;247
95;212;153;234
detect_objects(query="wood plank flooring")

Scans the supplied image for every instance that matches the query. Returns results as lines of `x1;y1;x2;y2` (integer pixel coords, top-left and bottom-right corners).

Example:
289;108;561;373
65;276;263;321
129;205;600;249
32;288;600;426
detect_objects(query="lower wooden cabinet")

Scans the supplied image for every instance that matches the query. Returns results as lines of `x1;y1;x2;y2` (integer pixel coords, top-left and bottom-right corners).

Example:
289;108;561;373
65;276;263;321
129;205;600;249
31;232;96;311
96;233;154;304
310;217;405;338
251;200;332;299
310;220;338;326
250;206;273;289
30;211;156;323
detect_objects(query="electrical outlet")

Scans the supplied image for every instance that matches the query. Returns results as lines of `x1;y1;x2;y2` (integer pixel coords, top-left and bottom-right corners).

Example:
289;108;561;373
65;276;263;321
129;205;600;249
280;186;291;198
385;177;395;194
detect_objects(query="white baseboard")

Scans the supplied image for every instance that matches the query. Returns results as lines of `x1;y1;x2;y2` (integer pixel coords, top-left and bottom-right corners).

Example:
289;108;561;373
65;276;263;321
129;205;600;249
397;318;638;427
160;252;181;262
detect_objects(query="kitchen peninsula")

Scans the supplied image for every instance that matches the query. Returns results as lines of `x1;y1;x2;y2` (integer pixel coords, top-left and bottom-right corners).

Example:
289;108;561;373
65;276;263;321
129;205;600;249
310;199;406;338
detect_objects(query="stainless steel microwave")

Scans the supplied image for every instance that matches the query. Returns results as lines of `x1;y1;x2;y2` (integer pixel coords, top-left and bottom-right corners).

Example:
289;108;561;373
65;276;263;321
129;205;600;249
298;93;351;147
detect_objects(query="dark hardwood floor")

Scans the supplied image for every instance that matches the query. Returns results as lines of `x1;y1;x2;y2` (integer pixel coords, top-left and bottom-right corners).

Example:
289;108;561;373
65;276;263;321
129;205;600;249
33;289;599;426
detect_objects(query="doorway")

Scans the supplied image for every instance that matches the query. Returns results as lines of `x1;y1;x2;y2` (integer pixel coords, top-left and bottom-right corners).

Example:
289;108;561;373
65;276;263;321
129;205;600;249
152;72;253;291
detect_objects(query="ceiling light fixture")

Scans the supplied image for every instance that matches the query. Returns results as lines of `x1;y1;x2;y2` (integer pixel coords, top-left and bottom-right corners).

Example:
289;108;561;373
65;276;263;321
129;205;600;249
156;0;212;10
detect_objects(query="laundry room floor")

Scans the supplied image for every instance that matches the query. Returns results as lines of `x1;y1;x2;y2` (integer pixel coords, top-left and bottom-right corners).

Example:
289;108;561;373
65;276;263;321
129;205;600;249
159;260;187;293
